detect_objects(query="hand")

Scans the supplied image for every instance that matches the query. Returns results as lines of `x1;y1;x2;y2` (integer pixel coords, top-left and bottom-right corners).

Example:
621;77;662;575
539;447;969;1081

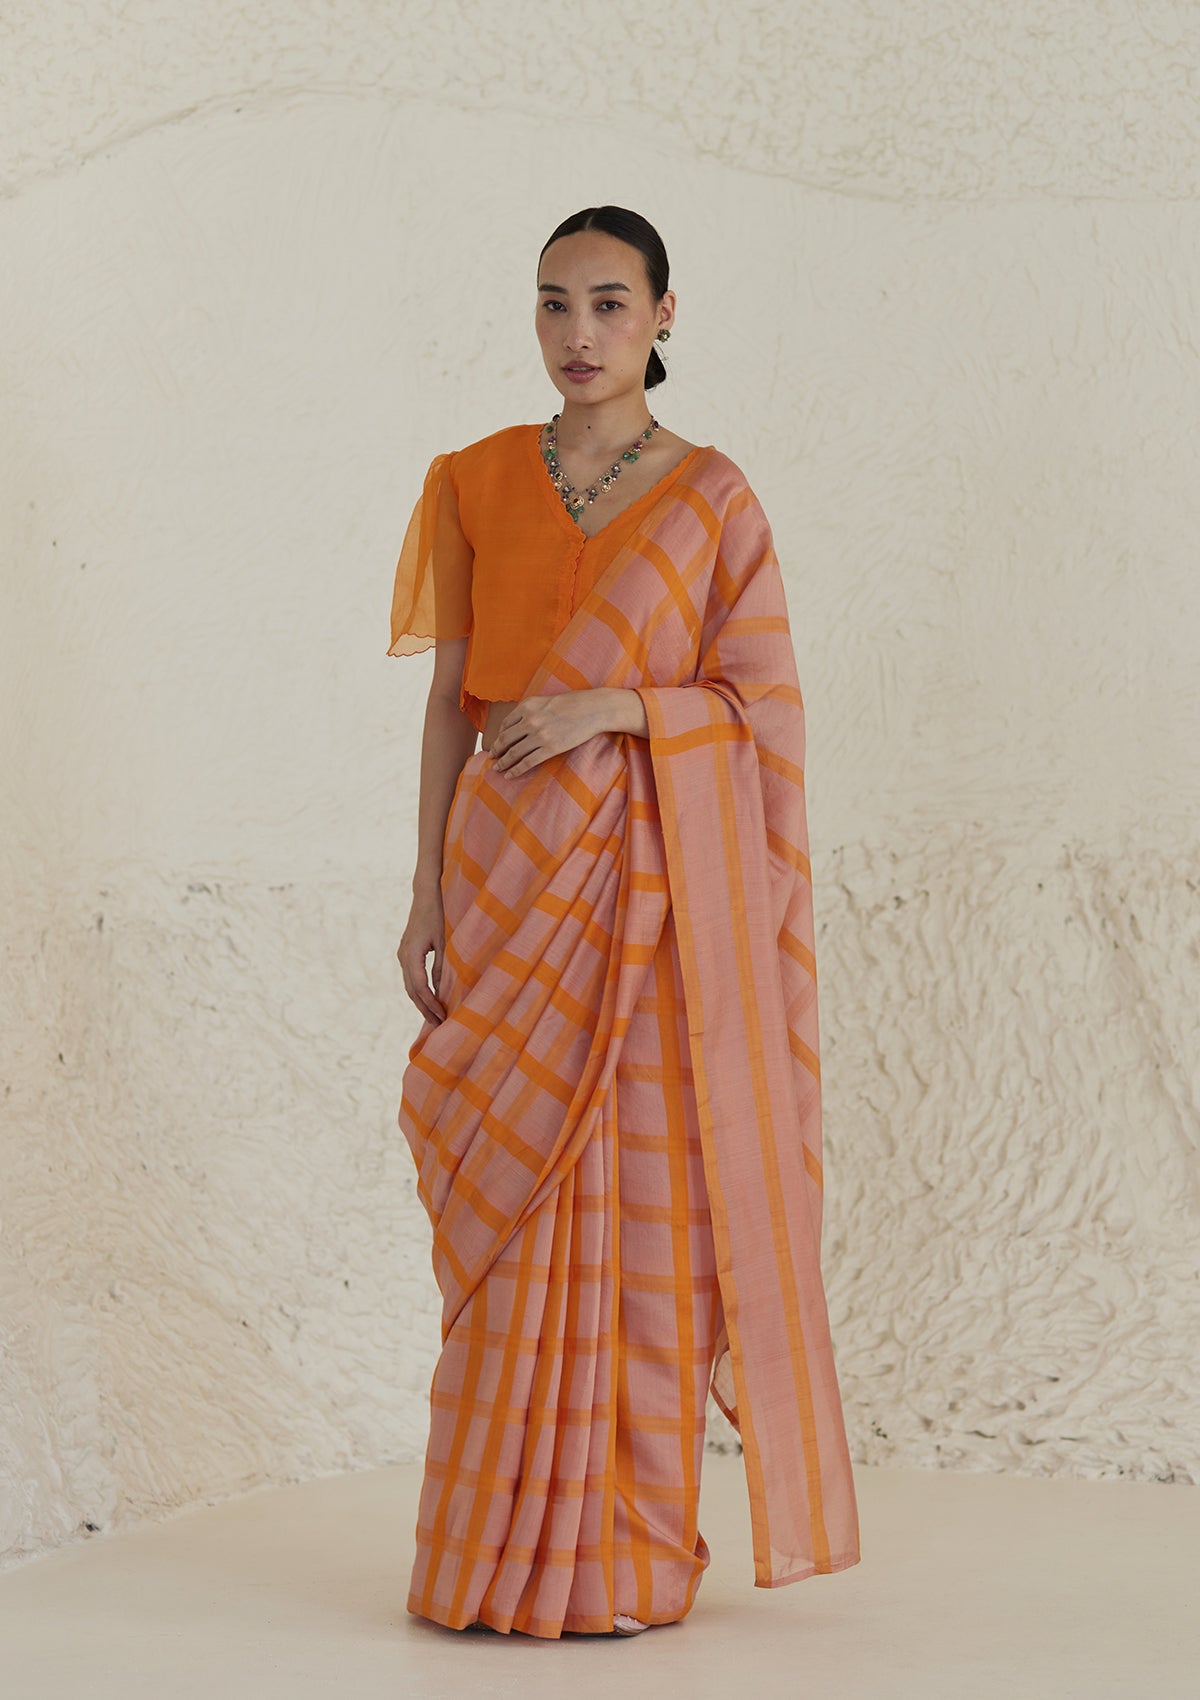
397;888;446;1025
489;690;609;777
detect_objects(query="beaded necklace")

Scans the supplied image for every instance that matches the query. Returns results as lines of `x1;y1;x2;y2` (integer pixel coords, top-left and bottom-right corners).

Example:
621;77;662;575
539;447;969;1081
541;413;659;523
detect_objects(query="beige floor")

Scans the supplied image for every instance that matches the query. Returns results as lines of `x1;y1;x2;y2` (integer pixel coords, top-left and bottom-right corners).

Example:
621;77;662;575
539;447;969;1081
0;1452;1195;1700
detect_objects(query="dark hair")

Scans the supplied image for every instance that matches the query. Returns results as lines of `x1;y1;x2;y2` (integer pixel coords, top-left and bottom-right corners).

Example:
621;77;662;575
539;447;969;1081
538;206;670;391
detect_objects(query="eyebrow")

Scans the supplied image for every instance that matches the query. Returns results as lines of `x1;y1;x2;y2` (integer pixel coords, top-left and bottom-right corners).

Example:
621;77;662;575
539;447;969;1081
537;281;632;294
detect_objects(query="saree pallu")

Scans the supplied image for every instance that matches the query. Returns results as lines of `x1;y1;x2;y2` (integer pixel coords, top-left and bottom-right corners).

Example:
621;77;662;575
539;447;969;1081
399;448;861;1637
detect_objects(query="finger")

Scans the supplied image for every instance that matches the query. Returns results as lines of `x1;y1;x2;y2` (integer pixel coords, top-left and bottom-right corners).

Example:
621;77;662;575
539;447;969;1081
495;734;536;773
497;701;530;744
402;959;444;1025
412;982;445;1024
507;734;553;774
493;720;520;757
506;750;545;778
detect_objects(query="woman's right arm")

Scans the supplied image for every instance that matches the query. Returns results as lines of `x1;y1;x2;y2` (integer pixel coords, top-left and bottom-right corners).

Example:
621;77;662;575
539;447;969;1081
396;634;477;1025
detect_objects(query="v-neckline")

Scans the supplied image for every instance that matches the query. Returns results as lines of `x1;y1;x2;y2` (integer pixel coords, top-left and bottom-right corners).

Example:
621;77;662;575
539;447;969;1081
526;422;709;544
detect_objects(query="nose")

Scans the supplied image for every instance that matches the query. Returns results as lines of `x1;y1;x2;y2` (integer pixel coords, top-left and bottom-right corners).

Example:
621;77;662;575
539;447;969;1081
561;313;594;353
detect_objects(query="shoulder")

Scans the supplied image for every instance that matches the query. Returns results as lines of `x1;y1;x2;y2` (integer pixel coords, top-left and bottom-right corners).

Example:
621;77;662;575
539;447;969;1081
694;444;745;481
687;444;766;516
451;421;540;479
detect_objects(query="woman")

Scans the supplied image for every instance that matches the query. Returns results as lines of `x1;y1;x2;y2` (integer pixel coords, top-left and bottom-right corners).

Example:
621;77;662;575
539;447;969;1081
388;206;861;1640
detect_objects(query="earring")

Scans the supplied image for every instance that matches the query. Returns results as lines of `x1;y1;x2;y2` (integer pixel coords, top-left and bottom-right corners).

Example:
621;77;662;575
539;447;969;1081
656;328;671;342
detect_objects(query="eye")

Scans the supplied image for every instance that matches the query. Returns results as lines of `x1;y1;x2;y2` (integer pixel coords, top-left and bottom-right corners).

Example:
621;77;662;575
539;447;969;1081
541;300;564;311
598;299;623;310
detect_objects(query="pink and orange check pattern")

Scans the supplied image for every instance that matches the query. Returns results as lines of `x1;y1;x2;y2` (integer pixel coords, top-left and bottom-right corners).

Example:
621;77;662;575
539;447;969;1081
398;449;861;1637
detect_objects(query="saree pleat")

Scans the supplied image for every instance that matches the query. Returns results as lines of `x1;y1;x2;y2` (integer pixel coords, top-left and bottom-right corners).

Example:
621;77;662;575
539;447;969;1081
399;448;861;1638
610;905;720;1626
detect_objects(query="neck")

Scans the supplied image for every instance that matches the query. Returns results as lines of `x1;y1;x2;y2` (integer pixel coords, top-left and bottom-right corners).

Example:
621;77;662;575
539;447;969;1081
553;393;655;459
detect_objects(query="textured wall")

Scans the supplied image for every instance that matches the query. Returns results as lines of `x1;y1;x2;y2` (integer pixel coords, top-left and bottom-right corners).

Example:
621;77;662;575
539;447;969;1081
2;2;1198;1567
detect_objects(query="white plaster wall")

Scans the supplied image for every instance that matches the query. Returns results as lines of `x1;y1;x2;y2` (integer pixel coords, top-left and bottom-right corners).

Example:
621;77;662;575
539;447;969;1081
2;2;1198;1565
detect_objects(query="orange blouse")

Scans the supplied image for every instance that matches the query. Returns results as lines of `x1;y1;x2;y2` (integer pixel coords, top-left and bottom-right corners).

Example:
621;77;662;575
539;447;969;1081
387;422;704;733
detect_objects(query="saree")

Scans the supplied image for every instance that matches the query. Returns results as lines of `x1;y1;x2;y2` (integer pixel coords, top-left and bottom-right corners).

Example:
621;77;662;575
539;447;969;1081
397;446;861;1637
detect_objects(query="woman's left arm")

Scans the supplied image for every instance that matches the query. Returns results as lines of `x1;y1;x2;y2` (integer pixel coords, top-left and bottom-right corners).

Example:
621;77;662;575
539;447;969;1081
489;687;647;776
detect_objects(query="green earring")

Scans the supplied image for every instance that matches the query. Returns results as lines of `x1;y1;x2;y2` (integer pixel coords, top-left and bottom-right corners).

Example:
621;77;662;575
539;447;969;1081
656;328;671;342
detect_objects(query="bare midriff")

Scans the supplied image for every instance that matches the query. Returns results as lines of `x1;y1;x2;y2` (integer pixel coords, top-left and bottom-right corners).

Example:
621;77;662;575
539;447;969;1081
480;699;519;754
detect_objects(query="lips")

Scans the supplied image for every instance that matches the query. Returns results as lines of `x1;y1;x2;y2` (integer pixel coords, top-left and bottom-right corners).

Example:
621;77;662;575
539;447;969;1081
563;363;598;372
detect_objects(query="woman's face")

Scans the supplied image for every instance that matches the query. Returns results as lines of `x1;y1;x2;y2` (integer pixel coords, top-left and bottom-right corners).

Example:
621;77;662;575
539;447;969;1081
535;230;673;408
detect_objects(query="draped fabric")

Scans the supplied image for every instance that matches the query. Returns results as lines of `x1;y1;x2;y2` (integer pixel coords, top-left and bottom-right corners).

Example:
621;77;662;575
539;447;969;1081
397;446;861;1636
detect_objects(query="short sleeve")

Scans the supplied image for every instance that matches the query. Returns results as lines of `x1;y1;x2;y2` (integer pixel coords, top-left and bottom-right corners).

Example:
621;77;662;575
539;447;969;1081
386;451;474;656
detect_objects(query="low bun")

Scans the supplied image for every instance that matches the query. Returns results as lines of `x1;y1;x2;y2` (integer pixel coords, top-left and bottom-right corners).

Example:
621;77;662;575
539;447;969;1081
644;344;667;391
